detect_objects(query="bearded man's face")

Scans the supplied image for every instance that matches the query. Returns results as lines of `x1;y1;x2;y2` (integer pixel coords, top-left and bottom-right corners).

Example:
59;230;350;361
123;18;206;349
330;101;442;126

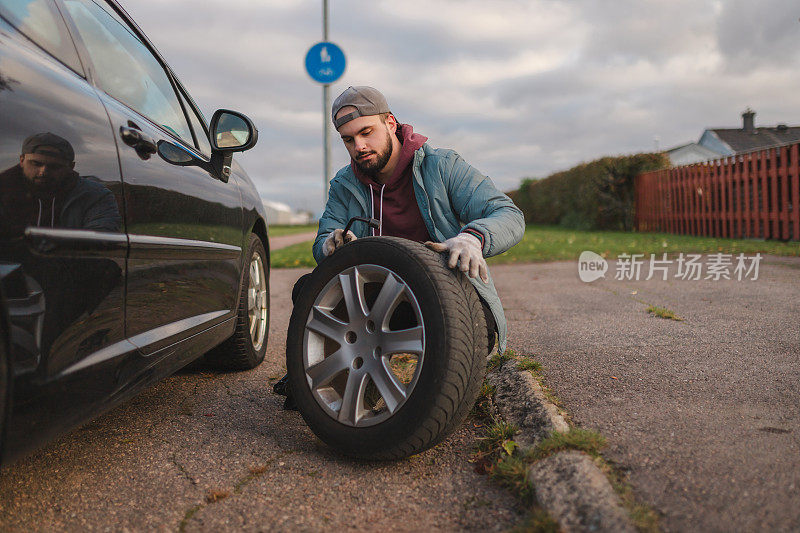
19;151;74;194
336;111;395;178
352;127;393;177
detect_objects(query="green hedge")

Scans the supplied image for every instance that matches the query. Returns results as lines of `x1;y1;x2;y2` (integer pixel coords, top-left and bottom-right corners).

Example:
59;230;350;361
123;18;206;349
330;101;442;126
509;153;668;231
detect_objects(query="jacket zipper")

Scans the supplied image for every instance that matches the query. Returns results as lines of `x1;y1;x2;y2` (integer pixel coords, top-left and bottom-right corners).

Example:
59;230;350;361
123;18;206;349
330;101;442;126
410;149;440;241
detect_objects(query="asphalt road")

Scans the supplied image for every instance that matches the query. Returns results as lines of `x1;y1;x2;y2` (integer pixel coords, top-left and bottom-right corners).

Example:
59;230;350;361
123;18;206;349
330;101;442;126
0;266;522;532
494;254;800;532
4;239;796;532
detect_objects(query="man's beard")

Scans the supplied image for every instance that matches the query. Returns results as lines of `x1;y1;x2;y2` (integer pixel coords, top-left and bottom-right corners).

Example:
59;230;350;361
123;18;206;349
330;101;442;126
354;132;393;178
24;172;73;198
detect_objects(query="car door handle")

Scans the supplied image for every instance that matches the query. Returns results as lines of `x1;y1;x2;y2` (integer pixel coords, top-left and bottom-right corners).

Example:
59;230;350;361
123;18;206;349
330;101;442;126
119;125;157;154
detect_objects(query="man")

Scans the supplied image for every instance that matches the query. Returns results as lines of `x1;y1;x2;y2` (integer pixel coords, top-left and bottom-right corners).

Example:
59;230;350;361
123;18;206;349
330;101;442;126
0;132;121;239
275;86;524;407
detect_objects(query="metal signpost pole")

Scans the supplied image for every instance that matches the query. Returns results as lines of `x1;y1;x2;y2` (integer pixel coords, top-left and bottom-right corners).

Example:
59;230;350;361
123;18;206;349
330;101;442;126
305;1;344;205
322;0;330;200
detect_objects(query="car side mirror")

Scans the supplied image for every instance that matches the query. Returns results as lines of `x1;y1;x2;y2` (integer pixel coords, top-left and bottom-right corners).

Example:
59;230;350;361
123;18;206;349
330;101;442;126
157;110;258;183
210;109;258;152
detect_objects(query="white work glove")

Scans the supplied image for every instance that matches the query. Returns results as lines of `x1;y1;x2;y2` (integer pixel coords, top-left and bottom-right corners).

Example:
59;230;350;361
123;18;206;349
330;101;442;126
424;233;489;283
322;228;356;256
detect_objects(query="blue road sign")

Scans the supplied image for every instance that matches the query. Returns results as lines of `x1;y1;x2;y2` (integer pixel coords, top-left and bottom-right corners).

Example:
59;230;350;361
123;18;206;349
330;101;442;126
305;42;346;84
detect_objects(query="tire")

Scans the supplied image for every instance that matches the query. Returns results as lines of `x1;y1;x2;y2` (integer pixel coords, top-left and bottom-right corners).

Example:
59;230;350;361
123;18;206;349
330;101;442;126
286;237;486;460
204;233;269;370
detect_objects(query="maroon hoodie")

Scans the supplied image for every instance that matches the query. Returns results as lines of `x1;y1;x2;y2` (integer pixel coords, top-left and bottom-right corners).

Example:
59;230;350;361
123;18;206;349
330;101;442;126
351;123;432;242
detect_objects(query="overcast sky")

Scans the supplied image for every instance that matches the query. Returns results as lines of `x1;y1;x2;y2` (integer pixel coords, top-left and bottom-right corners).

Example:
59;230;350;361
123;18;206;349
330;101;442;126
122;0;800;215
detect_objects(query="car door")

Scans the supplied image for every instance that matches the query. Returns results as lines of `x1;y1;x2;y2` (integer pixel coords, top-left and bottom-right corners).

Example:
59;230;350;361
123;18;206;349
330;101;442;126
59;0;245;357
0;0;130;458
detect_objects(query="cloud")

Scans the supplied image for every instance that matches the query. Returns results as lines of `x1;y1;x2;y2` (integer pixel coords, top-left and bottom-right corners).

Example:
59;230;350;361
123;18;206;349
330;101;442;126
716;0;800;71
119;0;800;214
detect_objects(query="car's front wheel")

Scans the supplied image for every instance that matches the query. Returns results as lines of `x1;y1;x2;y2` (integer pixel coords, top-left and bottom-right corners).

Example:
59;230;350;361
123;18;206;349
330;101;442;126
204;233;269;370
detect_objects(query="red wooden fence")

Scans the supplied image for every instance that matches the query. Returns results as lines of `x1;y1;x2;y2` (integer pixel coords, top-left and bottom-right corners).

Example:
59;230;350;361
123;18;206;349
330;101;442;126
635;142;800;241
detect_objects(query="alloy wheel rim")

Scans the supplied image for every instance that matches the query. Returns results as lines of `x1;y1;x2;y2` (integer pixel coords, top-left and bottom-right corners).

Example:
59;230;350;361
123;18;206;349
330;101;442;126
302;265;426;427
247;252;268;351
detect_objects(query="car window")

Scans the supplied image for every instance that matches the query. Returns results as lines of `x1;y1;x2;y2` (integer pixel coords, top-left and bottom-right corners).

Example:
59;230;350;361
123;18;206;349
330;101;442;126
61;0;193;143
179;89;212;156
0;0;84;75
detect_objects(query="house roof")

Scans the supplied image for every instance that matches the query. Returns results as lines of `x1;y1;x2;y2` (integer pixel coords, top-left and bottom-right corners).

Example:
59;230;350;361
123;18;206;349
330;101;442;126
666;142;724;165
709;126;800;153
666;142;723;156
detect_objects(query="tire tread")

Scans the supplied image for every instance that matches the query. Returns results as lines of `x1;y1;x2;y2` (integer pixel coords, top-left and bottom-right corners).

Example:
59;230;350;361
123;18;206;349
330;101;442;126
203;234;269;371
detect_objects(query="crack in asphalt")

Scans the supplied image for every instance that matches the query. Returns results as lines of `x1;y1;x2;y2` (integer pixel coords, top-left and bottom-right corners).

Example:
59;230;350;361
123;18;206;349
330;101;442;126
170;454;198;486
176;450;297;532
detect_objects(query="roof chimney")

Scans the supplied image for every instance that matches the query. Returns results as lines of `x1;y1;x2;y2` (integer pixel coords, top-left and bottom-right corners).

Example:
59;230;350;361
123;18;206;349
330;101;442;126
742;108;755;134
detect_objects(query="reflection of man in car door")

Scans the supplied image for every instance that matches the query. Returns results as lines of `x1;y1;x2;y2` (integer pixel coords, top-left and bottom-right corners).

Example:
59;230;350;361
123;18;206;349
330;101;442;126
0;132;123;368
0;132;121;239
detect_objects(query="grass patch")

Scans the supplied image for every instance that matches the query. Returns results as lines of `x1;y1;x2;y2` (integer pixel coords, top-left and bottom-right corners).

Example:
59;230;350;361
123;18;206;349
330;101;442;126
269;224;799;269
487;349;514;370
491;454;533;504
487;224;800;265
472;416;520;482
270;239;316;268
646;305;683;321
517;358;543;373
526;428;607;462
268;223;317;237
478;381;496;401
476;417;518;456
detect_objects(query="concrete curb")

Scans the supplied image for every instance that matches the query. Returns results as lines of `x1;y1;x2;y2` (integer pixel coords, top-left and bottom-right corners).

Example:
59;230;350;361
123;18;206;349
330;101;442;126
486;363;569;449
487;361;635;533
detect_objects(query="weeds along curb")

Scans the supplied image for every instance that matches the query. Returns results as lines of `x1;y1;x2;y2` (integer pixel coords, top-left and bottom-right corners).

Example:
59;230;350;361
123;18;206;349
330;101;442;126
486;361;569;449
486;354;636;533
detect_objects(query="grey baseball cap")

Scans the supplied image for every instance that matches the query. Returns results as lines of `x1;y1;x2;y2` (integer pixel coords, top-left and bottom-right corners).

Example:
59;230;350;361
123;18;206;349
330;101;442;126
22;132;74;162
332;86;391;129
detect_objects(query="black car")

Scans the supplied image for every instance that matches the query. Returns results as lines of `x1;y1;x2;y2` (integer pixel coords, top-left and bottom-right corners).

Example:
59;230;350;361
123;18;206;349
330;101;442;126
0;0;270;465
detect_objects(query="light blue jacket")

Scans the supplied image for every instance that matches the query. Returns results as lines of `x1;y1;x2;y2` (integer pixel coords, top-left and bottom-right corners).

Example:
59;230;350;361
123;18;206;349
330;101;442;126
313;143;525;352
